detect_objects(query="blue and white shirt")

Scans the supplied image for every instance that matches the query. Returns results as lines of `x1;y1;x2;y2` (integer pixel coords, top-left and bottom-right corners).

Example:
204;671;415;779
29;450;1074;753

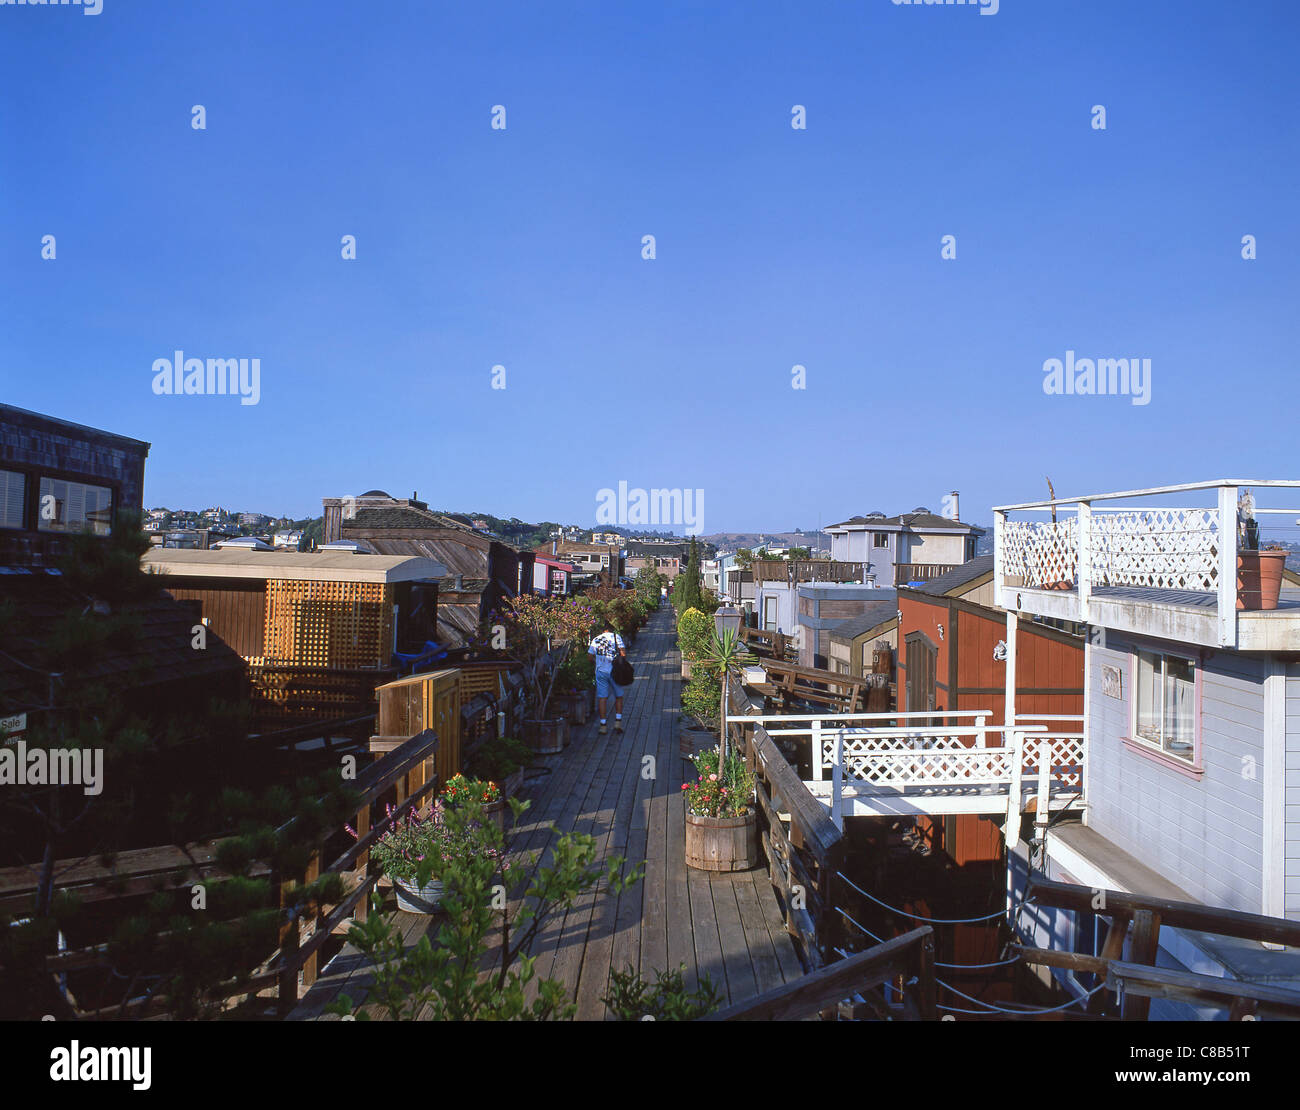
588;631;625;674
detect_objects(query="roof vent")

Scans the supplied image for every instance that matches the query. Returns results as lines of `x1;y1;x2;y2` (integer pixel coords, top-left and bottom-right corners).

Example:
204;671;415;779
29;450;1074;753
912;506;930;515
865;511;886;520
358;489;390;498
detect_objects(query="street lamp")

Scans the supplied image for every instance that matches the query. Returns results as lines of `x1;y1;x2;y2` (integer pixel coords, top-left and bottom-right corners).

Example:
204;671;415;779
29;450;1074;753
712;605;743;764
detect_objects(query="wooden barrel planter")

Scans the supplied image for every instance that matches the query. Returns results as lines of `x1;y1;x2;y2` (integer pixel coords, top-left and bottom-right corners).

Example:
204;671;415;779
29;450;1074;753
553;692;589;725
685;811;760;872
524;718;568;754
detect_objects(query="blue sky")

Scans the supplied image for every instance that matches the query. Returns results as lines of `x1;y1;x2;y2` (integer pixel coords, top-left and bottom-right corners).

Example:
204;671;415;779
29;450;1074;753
3;0;1298;533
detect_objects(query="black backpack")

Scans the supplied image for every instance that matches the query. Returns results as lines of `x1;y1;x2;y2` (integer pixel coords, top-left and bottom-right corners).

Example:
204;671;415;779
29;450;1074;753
610;633;634;685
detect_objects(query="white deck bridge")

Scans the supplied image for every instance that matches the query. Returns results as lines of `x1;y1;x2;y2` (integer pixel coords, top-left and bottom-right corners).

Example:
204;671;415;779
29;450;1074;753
727;710;1084;848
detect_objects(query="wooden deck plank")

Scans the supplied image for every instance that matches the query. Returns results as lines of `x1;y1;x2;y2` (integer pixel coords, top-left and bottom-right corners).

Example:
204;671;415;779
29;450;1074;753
294;604;807;1020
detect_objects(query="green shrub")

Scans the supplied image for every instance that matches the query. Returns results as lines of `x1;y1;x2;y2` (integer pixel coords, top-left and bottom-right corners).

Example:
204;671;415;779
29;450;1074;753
604;963;723;1020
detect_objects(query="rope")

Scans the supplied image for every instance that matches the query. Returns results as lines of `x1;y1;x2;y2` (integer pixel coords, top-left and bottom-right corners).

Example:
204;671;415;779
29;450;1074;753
833;905;887;945
934;953;1021;970
936;976;1106;1015
837;870;1013;925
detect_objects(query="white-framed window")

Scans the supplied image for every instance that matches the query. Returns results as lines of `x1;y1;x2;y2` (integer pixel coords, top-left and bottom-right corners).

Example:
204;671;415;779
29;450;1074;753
1130;648;1198;766
872;532;888;548
37;477;113;536
0;470;25;530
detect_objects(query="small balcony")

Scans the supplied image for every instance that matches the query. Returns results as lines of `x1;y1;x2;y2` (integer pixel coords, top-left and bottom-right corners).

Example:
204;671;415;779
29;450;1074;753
893;562;959;587
993;480;1300;650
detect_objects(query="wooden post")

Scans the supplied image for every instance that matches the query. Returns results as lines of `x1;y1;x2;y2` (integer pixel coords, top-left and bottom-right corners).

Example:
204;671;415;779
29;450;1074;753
301;849;320;989
913;929;937;1021
275;868;300;1017
975;714;986;749
811;719;823;781
1122;909;1161;1021
1077;500;1092;622
831;728;844;832
1216;484;1237;648
354;802;371;923
1035;739;1051;839
1005;728;1023;850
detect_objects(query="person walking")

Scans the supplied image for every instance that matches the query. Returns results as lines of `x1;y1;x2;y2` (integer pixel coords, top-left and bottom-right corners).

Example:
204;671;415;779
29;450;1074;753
588;621;628;735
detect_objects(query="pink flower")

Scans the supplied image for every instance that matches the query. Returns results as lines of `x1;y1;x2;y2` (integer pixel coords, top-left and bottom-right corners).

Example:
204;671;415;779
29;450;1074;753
708;774;718;781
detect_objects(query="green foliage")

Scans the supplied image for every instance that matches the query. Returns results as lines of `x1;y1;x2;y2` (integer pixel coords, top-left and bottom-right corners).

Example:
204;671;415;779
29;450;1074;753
327;794;643;1021
603;963;723;1020
464;735;534;782
633;564;664;606
681;661;722;731
683;745;755;818
677;607;713;663
553;648;595;694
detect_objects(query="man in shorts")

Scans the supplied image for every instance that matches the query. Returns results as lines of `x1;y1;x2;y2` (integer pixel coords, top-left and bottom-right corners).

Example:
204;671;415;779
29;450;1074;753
588;622;628;735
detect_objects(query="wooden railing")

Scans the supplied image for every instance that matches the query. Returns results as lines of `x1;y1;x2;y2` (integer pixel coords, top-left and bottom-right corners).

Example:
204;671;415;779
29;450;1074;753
3;729;442;1020
1018;876;1300;1020
247;663;397;726
705;925;936;1021
893;562;957;585
750;657;870;712
739;625;797;662
728;673;844;967
752;560;870;586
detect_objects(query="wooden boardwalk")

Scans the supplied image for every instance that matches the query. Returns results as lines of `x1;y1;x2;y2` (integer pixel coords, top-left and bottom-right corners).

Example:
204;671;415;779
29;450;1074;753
292;604;802;1021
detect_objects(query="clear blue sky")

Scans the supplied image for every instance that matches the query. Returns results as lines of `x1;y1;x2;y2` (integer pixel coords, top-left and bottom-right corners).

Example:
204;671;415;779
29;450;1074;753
3;0;1298;533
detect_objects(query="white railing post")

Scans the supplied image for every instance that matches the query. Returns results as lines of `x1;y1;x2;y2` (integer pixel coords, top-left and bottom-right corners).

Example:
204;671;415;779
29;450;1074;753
1216;484;1237;647
831;728;844;831
975;714;986;749
1004;610;1018;733
1035;739;1051;837
993;510;1007;608
811;719;823;781
1077;500;1092;622
1005;729;1024;850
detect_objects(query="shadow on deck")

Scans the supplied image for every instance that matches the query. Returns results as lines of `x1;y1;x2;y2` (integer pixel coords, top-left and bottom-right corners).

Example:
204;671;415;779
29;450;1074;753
291;605;802;1021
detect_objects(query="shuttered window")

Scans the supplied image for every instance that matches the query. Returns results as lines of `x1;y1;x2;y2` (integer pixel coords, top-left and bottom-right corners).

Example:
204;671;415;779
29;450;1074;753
37;477;113;536
0;470;24;530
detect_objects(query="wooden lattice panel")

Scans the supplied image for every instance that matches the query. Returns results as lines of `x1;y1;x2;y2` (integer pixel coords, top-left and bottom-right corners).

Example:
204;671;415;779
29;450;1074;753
1002;519;1078;587
263;579;394;668
1089;509;1219;591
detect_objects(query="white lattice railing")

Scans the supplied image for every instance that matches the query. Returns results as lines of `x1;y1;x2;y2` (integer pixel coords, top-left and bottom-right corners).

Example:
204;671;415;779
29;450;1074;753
1089;509;1221;591
1002;508;1223;593
1001;518;1079;588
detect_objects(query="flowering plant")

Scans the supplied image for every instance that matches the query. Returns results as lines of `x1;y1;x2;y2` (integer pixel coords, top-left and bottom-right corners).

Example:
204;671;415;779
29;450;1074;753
355;800;497;886
681;745;754;819
441;774;501;806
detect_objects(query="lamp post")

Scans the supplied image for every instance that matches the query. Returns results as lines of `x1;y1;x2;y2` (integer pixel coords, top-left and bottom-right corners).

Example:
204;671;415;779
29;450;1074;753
712;605;743;765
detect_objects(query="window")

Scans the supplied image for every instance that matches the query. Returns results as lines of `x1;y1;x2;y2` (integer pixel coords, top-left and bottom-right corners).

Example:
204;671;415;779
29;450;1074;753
37;477;113;536
1132;649;1197;763
0;470;24;530
872;532;889;548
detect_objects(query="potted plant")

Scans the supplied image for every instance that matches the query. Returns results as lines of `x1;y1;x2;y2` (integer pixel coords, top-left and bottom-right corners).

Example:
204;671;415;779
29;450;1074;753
681;745;759;872
498;594;595;753
551;650;594;724
441;773;506;834
465;734;533;799
1237;491;1288;610
363;801;491;914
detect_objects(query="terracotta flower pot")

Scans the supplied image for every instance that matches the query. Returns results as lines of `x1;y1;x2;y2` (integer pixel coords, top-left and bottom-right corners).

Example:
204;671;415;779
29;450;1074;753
1237;550;1288;611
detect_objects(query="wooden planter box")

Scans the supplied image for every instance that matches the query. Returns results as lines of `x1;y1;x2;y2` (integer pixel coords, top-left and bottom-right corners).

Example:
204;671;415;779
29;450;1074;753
553;692;588;725
685;811;760;872
523;718;568;754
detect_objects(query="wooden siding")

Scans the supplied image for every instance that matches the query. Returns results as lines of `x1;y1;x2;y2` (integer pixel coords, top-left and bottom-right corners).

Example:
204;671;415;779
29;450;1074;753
163;579;267;659
1087;634;1265;916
